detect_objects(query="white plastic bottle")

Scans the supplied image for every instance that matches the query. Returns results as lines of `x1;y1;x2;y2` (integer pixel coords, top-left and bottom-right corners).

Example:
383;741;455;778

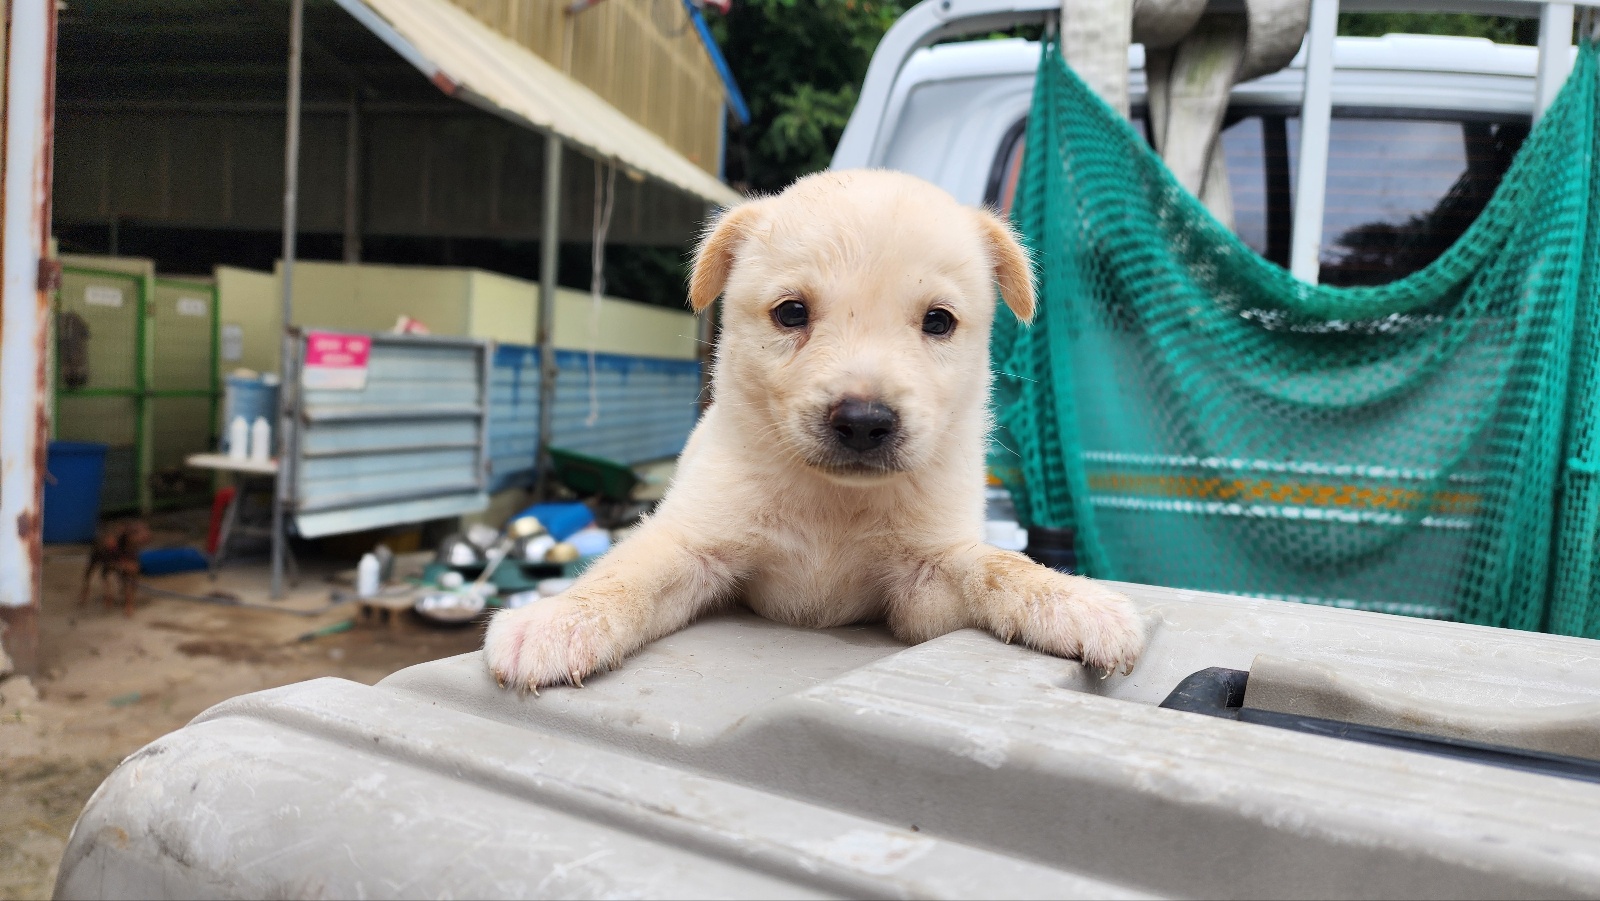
227;416;249;460
249;416;272;463
357;553;381;598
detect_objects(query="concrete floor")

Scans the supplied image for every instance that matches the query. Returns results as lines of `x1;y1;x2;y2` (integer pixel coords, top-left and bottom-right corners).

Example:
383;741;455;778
0;518;487;900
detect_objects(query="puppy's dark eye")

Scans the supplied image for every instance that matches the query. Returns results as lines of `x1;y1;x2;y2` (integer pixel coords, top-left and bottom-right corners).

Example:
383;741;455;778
773;299;809;329
922;308;956;336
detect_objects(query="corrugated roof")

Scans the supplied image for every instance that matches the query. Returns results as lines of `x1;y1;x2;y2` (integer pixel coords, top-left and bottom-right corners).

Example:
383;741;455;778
334;0;743;208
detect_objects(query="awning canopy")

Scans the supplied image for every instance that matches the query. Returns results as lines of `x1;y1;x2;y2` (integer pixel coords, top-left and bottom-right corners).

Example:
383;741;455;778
334;0;743;209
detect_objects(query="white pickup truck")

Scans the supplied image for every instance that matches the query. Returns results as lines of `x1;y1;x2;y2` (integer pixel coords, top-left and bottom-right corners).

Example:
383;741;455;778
833;12;1557;286
835;5;1571;561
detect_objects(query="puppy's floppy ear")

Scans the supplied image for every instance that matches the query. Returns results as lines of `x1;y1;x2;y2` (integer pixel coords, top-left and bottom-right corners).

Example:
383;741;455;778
689;202;760;312
975;209;1036;323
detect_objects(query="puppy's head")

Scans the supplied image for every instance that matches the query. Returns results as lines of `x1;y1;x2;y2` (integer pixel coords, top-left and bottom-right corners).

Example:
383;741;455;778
691;170;1033;484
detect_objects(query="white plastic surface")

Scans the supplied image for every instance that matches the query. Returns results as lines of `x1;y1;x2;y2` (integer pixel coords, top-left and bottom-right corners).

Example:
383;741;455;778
55;583;1600;899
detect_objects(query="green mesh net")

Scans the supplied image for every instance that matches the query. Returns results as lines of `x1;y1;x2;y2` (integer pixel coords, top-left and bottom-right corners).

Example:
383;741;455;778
990;32;1600;635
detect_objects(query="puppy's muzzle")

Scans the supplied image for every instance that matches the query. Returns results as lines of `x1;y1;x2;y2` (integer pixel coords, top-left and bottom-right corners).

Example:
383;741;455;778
829;398;899;453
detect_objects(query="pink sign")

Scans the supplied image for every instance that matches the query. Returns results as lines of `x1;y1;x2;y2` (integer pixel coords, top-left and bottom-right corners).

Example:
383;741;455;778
302;331;371;390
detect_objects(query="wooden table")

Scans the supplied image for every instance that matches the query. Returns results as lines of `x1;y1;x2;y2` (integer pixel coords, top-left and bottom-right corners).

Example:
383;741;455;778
358;593;416;630
185;454;297;583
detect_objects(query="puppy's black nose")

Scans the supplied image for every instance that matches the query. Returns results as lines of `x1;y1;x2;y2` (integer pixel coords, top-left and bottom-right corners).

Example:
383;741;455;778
830;399;899;452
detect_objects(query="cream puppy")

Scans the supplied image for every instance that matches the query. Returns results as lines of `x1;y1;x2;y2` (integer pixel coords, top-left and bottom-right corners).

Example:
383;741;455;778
484;169;1145;690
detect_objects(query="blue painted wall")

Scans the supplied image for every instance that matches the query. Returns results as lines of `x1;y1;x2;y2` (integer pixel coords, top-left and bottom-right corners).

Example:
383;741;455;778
488;345;703;490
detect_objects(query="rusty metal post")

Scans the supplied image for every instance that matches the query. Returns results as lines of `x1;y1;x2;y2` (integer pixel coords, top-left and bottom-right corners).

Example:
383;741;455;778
0;0;58;677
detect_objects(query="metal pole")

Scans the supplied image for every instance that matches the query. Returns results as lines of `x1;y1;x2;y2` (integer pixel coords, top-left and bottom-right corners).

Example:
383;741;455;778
697;299;717;412
272;0;304;600
0;0;58;677
1289;0;1338;284
534;132;563;499
343;91;362;263
698;202;717;412
1534;3;1575;124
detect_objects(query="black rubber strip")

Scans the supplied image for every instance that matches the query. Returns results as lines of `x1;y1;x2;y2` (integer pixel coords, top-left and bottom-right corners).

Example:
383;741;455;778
1158;667;1600;785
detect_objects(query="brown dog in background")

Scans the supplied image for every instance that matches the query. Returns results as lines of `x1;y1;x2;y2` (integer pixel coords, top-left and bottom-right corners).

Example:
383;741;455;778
81;521;151;617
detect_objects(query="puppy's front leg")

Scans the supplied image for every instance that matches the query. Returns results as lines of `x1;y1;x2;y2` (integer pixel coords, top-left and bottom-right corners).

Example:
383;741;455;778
889;546;1145;675
483;520;743;691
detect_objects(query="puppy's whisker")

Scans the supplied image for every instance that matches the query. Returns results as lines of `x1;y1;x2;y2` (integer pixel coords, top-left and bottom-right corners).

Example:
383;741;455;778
760;426;812;464
991;368;1037;383
745;420;805;462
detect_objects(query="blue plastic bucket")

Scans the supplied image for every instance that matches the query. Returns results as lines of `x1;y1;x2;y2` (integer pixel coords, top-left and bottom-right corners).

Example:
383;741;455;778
43;441;108;544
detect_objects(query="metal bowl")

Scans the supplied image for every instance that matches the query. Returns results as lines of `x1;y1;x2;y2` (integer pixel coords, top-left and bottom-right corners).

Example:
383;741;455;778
414;590;487;623
507;516;546;540
435;534;484;568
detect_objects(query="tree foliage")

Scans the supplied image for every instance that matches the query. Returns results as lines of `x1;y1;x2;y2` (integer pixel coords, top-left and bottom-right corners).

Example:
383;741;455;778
1337;13;1537;44
705;4;1545;196
706;0;909;193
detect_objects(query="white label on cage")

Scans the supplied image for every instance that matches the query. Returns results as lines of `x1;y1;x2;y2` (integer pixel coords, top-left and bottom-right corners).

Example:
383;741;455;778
176;296;207;317
221;324;243;362
84;285;123;307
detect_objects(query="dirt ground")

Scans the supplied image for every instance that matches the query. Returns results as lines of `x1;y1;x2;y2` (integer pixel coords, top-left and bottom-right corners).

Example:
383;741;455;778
0;527;486;900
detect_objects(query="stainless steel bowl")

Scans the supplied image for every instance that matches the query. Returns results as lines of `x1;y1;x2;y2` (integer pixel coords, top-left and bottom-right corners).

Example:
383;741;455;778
507;516;546;540
435;534;484;568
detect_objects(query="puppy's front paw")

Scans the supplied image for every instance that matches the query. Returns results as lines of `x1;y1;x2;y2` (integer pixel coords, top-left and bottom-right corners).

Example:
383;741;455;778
981;554;1146;675
483;597;617;692
1041;573;1145;676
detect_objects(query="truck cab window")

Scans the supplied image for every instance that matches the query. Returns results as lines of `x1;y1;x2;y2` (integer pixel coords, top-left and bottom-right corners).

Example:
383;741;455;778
985;111;1528;286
